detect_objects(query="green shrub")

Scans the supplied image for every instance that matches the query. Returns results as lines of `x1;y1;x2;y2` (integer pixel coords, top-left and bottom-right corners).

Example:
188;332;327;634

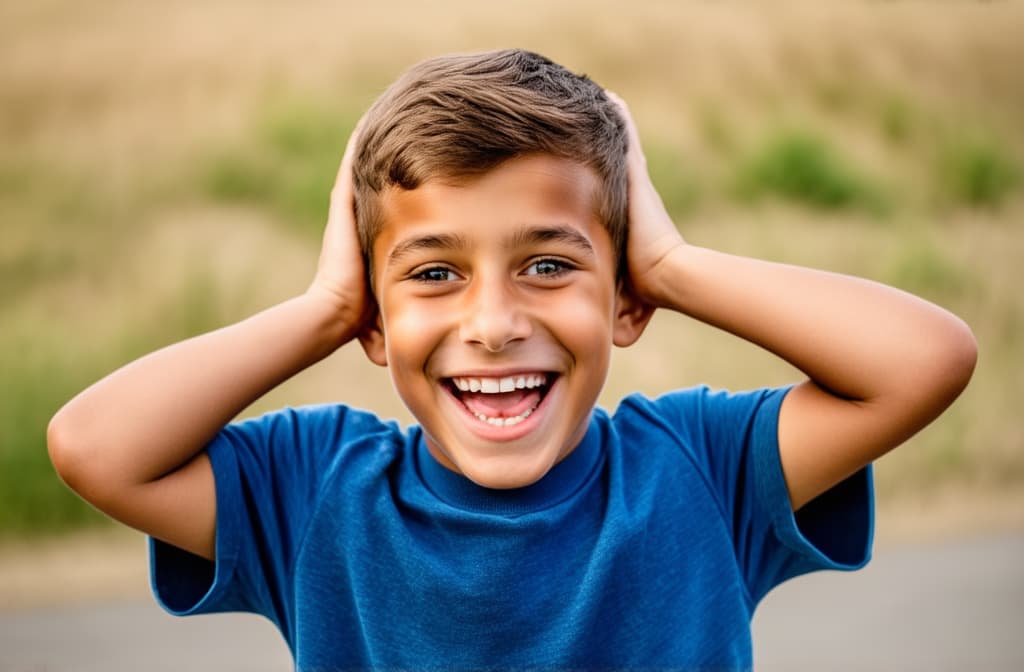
878;95;913;145
735;131;885;213
0;266;231;538
936;134;1019;208
0;342;110;536
885;237;968;299
697;104;736;154
201;101;357;240
645;142;701;219
204;153;274;202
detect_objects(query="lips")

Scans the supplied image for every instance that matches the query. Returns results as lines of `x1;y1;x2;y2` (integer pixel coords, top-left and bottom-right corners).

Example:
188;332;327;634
445;373;554;427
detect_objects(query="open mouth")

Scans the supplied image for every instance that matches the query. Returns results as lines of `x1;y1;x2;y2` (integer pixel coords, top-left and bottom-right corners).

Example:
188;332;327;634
444;373;556;428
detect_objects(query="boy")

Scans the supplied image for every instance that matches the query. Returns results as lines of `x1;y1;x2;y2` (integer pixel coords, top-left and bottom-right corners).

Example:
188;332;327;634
48;49;976;669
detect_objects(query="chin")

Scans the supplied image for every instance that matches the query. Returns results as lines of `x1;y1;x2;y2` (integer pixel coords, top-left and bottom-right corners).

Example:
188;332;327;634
457;455;556;490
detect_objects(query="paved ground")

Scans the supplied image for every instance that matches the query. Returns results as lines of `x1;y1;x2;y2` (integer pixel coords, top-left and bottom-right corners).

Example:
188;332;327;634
2;534;1022;671
752;533;1024;671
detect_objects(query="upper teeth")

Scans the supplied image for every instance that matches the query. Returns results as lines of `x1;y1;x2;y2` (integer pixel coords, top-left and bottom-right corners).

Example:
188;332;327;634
451;374;547;393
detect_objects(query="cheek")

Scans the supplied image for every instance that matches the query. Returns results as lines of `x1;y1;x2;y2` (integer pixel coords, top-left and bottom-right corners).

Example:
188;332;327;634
381;298;448;365
548;279;616;328
542;284;617;361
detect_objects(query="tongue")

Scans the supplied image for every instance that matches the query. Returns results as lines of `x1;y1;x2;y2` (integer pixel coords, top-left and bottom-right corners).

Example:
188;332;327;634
460;389;542;418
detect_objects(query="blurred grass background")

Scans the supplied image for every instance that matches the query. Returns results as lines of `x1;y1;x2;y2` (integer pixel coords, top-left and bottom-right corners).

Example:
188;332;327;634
1;0;1022;538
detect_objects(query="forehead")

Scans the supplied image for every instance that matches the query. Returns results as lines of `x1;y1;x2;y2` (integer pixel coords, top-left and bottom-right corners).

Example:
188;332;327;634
374;154;603;259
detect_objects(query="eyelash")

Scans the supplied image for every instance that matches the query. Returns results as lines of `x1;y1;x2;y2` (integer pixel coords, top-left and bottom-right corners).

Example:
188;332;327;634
524;257;575;278
409;257;575;284
411;266;458;283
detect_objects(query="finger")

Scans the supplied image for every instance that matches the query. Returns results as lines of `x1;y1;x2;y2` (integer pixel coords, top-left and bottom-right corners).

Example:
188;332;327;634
327;114;370;228
333;115;365;189
604;90;646;169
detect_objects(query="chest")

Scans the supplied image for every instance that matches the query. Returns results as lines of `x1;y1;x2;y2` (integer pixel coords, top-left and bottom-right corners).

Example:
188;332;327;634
290;471;752;668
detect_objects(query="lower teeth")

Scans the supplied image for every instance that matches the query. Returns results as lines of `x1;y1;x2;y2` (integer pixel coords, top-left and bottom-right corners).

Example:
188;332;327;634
474;407;534;427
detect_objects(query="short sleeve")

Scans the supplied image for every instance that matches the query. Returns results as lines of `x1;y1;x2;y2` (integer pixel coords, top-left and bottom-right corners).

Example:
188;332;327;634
641;386;874;606
149;404;394;631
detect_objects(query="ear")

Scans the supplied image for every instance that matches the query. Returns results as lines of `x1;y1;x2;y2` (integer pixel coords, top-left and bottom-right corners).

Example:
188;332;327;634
612;280;656;347
357;308;388;367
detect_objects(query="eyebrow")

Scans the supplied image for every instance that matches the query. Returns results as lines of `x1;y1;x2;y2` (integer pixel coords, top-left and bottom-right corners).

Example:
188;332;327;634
387;232;469;266
385;224;596;267
509;225;596;257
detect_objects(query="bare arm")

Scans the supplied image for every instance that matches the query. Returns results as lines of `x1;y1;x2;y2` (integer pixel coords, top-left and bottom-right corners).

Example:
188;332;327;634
47;128;372;560
611;94;977;511
640;246;976;510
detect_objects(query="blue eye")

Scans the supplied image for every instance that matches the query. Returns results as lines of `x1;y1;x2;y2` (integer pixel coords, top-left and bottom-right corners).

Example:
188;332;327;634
525;258;572;277
414;267;457;283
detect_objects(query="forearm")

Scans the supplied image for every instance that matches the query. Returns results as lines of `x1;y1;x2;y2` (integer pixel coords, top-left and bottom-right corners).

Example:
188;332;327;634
644;243;977;508
646;244;976;407
612;93;975;508
48;292;354;493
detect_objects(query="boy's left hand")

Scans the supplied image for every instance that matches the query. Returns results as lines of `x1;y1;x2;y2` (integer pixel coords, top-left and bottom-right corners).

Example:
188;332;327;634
308;115;376;345
607;92;687;310
608;96;976;512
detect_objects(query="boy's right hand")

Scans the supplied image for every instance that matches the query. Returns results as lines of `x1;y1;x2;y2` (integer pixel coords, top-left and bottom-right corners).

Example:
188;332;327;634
605;92;687;312
308;121;376;344
47;119;382;562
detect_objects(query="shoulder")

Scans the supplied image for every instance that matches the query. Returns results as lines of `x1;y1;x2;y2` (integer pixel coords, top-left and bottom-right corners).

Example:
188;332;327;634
607;385;792;485
612;385;789;438
214;403;409;476
228;403;400;442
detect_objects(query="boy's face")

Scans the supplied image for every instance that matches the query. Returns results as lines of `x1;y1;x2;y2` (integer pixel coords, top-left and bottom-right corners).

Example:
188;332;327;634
364;154;642;489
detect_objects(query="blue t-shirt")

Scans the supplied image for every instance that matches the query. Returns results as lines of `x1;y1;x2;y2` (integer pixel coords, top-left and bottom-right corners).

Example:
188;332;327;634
151;386;873;670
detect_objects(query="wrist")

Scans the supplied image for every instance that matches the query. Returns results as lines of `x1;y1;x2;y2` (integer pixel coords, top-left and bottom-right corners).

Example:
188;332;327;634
635;239;696;311
299;285;367;351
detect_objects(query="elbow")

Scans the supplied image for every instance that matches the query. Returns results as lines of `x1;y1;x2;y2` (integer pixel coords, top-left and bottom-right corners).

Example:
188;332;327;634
927;314;978;405
47;410;86;493
947;316;978;394
47;408;108;503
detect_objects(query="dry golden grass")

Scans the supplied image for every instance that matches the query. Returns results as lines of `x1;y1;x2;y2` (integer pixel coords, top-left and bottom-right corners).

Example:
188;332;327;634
3;0;1023;534
3;1;1021;163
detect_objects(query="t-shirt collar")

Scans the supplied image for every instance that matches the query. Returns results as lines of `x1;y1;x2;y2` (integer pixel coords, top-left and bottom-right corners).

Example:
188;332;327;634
414;414;605;515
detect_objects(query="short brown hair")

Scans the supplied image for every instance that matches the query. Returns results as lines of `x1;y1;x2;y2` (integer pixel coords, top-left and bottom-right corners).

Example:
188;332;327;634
353;49;628;273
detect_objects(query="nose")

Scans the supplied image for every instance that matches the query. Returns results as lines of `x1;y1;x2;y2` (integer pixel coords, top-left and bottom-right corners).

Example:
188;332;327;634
459;272;532;352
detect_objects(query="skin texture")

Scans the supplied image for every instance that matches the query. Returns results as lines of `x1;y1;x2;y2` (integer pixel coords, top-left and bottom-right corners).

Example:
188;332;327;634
361;156;648;489
606;93;977;510
47;95;977;562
